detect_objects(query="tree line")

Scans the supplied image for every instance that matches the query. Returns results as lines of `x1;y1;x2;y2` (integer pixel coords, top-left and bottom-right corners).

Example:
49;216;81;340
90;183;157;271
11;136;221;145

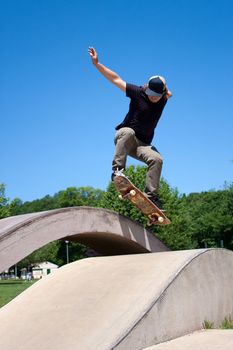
0;166;232;270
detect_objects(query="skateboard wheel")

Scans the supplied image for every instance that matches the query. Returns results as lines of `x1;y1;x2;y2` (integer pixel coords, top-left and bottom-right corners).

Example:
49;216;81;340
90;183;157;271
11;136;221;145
118;194;123;200
130;189;136;196
158;216;164;223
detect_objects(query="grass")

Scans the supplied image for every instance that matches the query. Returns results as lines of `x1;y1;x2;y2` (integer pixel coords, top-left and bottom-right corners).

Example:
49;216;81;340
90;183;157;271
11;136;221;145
202;320;214;329
220;317;233;329
0;279;37;308
203;317;233;330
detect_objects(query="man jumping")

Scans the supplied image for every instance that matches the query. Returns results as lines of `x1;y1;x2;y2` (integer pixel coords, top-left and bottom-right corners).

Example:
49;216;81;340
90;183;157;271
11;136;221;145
88;47;172;210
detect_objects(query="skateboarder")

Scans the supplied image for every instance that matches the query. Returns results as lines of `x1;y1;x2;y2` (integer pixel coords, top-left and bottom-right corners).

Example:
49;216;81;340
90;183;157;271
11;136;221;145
88;47;172;209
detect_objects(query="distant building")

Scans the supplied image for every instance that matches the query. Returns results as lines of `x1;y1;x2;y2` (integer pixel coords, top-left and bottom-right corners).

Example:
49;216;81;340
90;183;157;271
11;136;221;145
20;261;58;280
32;261;58;279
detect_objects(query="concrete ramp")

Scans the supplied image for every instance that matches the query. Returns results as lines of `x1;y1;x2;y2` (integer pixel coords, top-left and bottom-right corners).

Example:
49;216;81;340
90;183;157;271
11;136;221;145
144;330;233;349
0;249;233;350
0;207;169;272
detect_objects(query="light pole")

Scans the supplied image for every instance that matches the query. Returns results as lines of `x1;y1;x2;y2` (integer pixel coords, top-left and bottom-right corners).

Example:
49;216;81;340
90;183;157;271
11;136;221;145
65;240;69;264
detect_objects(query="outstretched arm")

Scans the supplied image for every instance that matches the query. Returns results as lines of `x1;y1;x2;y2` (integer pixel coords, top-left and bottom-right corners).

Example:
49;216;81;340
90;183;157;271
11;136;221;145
88;47;126;92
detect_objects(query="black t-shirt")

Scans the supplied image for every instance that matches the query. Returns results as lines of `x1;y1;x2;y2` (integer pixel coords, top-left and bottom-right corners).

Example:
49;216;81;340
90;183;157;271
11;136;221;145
115;83;167;144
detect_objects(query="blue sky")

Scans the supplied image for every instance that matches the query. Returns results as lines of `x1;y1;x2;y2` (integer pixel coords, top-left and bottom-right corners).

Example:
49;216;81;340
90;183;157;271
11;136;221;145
1;0;233;202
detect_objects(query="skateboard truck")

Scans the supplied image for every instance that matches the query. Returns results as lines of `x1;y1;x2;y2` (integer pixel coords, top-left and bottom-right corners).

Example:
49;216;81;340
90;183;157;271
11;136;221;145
118;189;136;201
148;213;164;225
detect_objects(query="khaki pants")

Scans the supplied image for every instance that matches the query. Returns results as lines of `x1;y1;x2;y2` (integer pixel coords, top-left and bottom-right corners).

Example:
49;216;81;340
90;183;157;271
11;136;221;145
112;127;163;196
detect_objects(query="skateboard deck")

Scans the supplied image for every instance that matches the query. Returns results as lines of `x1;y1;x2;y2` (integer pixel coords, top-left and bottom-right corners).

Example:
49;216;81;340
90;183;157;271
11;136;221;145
113;173;170;226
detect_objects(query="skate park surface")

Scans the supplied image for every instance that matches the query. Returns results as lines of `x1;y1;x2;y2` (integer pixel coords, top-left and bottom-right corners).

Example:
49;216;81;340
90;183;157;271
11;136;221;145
145;330;233;349
0;207;233;349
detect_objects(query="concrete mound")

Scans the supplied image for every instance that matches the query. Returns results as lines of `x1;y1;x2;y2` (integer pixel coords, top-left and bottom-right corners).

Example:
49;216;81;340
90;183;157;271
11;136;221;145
0;249;233;350
0;207;169;272
144;330;233;349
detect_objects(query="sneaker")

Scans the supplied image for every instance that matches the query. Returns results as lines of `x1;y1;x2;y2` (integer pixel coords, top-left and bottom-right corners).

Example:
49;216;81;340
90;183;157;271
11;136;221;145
147;195;165;211
111;168;125;181
111;172;117;181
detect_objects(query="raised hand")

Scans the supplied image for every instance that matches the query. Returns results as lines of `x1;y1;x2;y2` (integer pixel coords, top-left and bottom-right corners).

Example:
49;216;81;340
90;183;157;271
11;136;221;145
88;47;98;65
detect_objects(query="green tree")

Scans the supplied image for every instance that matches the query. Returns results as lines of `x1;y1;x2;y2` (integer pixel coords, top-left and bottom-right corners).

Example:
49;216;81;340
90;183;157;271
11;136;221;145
0;183;10;219
9;187;105;216
153;182;197;250
183;184;233;249
55;186;104;208
57;241;87;265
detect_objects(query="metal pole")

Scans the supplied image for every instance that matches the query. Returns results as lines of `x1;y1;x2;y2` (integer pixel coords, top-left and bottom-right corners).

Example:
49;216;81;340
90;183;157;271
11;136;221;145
65;240;69;264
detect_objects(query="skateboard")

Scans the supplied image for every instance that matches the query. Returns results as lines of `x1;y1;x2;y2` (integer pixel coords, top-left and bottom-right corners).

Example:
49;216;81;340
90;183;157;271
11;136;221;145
113;172;170;226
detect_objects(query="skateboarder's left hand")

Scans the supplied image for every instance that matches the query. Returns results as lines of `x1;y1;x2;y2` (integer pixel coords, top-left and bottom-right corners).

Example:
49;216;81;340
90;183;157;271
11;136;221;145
88;47;98;65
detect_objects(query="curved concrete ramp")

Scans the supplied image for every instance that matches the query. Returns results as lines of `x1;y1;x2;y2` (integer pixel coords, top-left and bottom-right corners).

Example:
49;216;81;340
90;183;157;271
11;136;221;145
144;330;233;350
0;206;169;272
0;249;233;350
